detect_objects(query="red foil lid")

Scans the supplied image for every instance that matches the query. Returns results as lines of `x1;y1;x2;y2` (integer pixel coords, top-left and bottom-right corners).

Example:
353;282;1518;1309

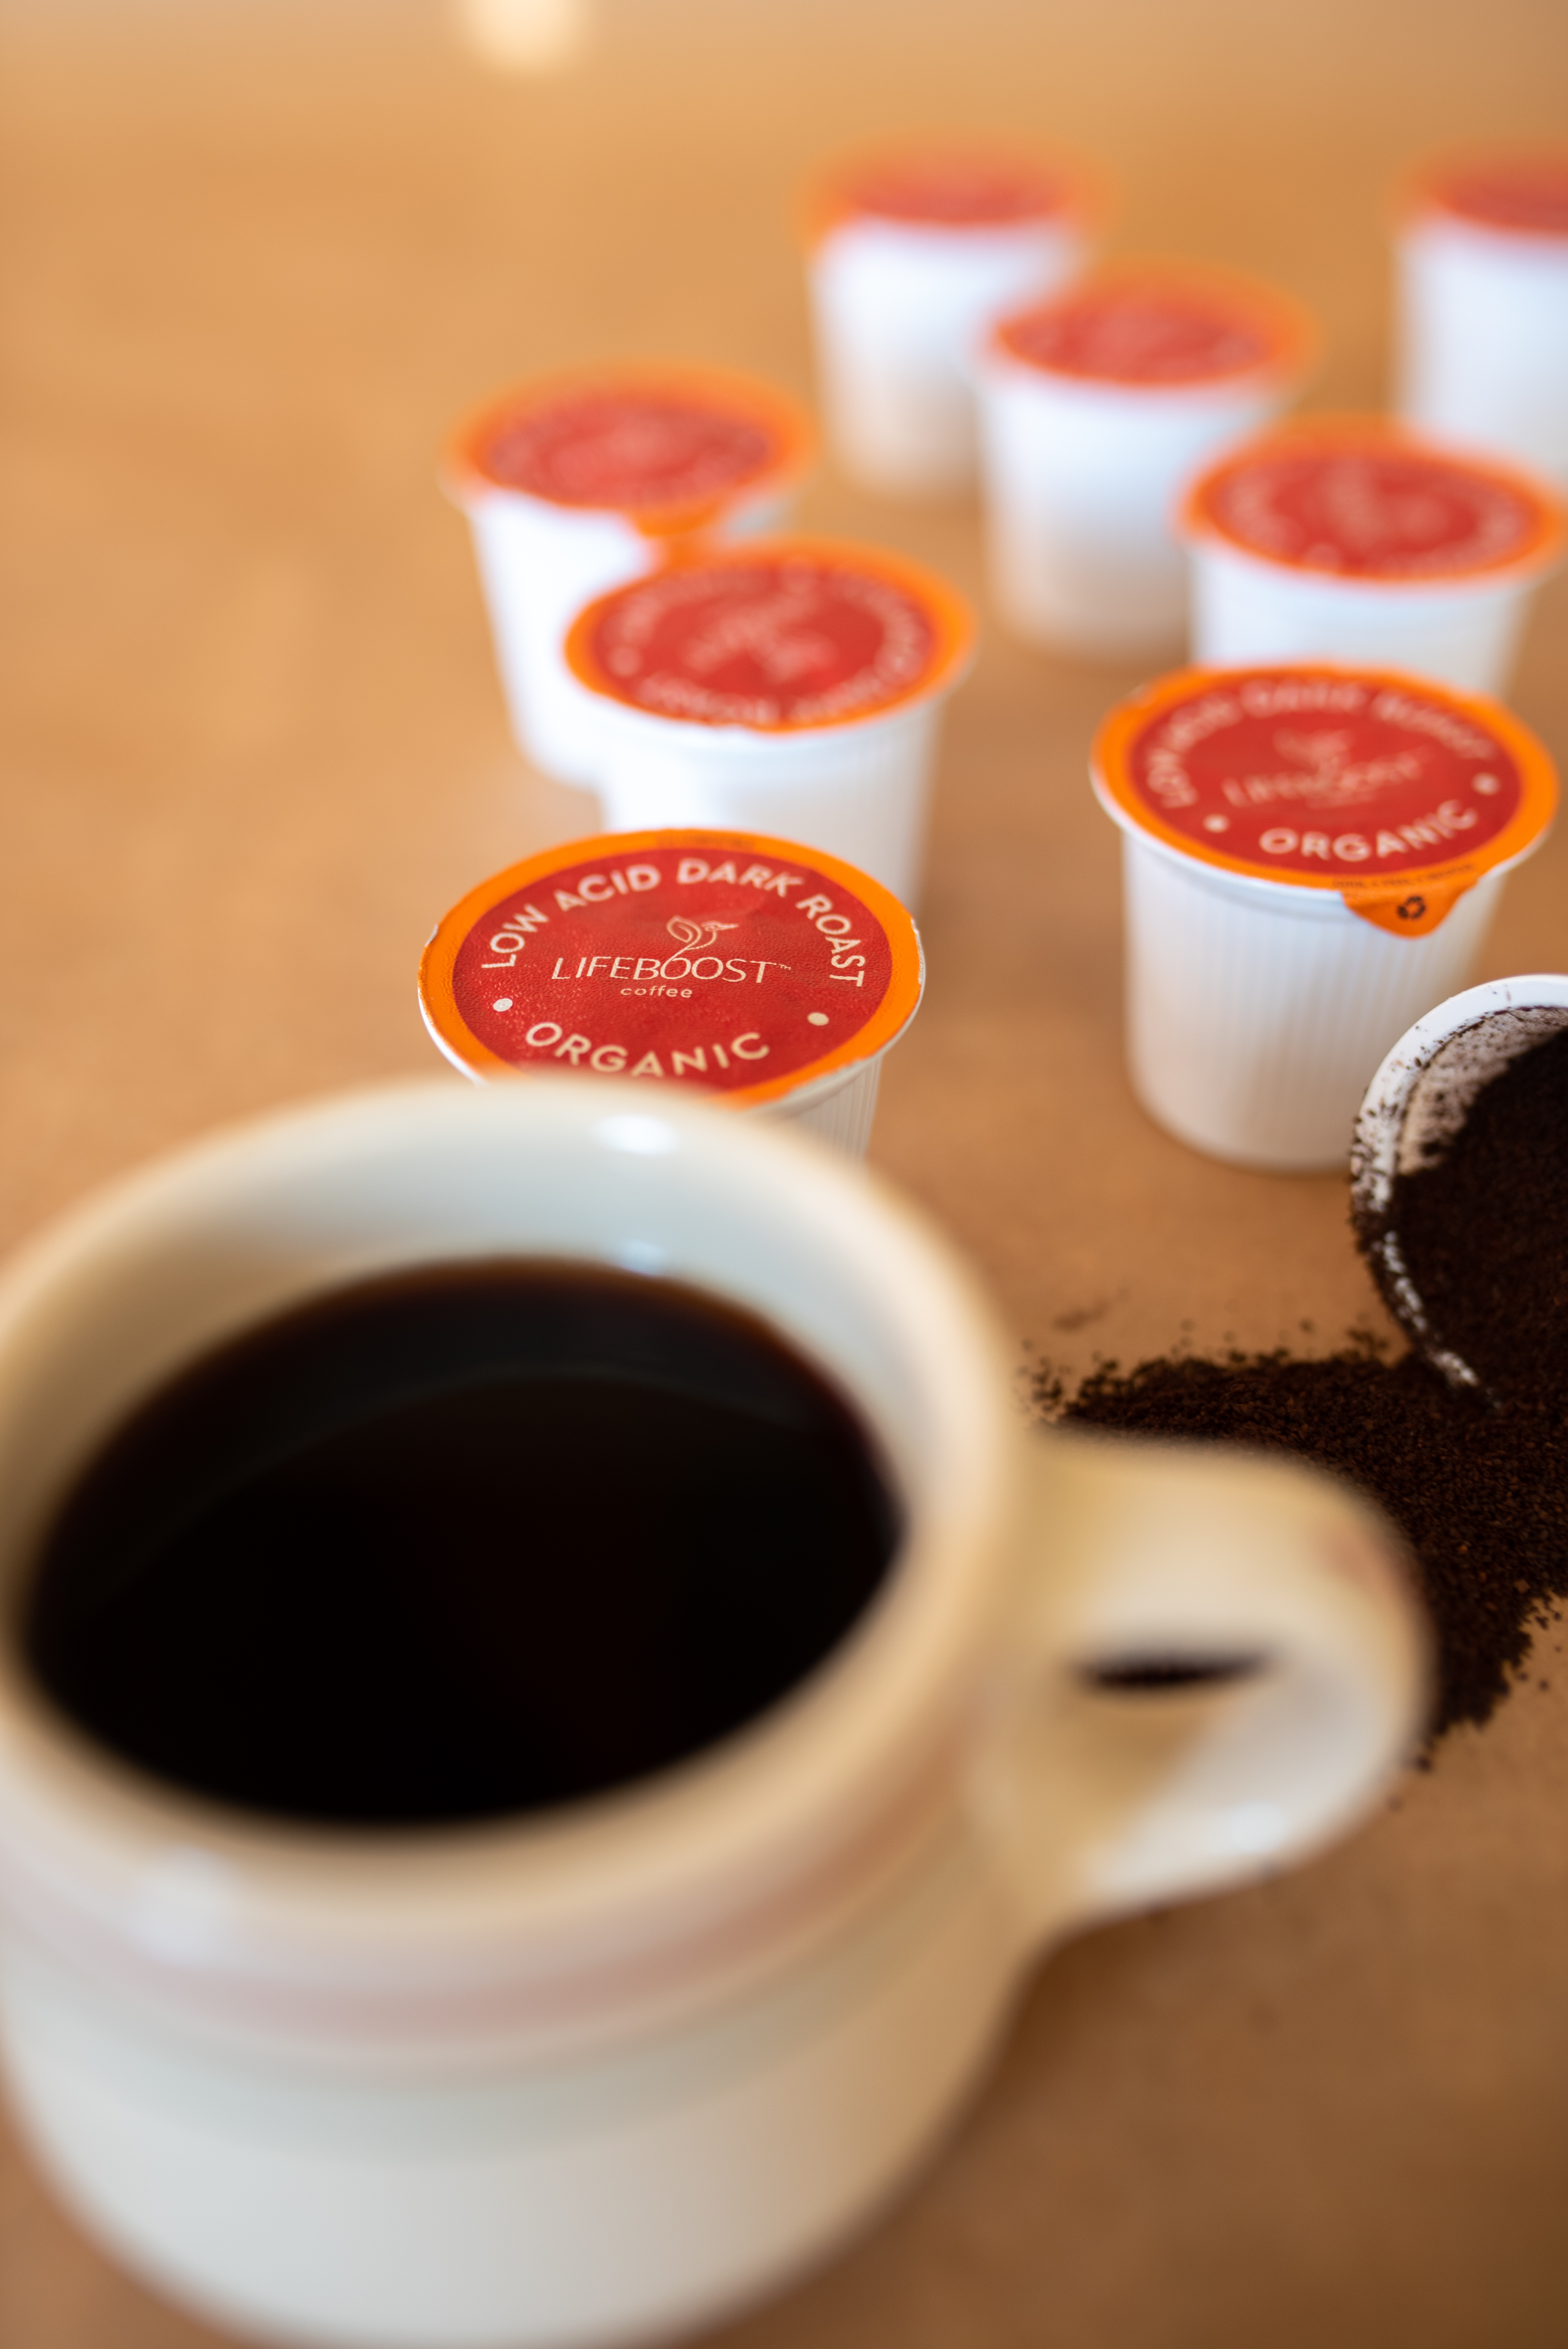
1093;665;1557;936
566;540;973;732
1185;420;1565;582
1413;152;1568;241
992;264;1313;389
420;829;924;1107
443;367;811;535
807;144;1096;233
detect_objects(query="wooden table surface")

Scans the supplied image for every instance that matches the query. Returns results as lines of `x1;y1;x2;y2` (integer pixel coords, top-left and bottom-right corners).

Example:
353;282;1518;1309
3;1;1568;2340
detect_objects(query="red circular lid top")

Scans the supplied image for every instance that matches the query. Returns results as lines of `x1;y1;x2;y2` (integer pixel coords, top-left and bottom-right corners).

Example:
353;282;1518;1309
566;543;972;731
447;369;809;526
819;146;1078;229
1188;426;1562;581
1093;666;1557;936
420;831;924;1107
1419;154;1568;239
995;269;1306;388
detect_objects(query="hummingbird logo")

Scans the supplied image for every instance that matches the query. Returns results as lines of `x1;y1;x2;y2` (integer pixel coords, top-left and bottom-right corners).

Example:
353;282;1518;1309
666;915;738;954
1274;730;1356;782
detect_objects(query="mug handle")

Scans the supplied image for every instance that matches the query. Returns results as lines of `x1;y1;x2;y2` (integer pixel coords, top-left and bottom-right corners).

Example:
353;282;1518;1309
971;1429;1431;1940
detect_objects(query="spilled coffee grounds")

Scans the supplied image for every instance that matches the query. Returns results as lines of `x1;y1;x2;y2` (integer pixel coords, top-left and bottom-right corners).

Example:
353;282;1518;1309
1040;1345;1566;1740
1035;1026;1568;1744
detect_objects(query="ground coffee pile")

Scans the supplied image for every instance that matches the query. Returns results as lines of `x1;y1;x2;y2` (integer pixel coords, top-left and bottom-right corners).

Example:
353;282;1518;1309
1035;1026;1568;1744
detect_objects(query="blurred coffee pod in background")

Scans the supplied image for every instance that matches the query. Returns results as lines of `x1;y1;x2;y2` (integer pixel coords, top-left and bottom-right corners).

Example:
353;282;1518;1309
1396;152;1568;487
442;368;812;784
1092;664;1557;1170
455;0;593;73
563;540;974;903
1182;416;1564;696
420;828;925;1155
803;143;1103;499
976;262;1314;659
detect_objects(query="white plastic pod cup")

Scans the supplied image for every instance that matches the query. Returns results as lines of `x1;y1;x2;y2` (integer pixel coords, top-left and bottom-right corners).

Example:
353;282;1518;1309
563;538;975;906
1182;416;1565;698
1092;663;1559;1171
1351;971;1568;1395
802;145;1102;500
441;367;812;786
976;264;1315;659
0;1079;1428;2349
419;827;926;1158
1395;153;1568;488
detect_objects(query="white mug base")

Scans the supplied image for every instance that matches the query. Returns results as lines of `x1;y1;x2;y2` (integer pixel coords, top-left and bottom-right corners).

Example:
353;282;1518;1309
1;1825;1022;2349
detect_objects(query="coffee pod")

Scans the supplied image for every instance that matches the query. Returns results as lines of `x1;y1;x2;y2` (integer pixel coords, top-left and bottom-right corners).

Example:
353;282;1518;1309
1396;152;1568;487
976;262;1314;658
1182;416;1565;697
802;143;1101;499
1352;973;1568;1397
563;539;974;904
442;366;812;784
420;828;924;1155
1092;664;1557;1171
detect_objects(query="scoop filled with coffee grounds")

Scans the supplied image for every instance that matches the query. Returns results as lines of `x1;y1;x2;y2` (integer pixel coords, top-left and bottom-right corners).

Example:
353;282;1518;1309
1036;987;1568;1743
1353;979;1568;1406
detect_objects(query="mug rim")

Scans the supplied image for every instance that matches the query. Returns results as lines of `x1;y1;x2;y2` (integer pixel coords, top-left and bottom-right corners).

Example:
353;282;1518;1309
0;1078;1019;2051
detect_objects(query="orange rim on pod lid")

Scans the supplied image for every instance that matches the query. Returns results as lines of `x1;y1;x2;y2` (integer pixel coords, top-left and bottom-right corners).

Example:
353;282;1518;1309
565;538;974;733
1183;415;1566;585
442;365;813;538
987;260;1315;392
1092;663;1557;936
420;829;924;1110
803;143;1103;242
1404;151;1568;242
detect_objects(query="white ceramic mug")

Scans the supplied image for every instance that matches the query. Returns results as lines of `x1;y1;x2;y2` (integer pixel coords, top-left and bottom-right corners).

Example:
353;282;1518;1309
0;1079;1427;2349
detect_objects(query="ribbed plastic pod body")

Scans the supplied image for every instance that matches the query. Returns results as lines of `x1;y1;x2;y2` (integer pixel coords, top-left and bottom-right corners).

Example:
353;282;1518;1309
1121;834;1506;1170
1398;214;1568;488
590;700;941;909
978;365;1291;658
1187;538;1536;699
809;214;1087;499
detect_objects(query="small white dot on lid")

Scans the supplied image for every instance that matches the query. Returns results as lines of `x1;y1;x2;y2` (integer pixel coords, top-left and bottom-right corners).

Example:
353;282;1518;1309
807;1012;830;1026
1473;773;1500;795
1202;814;1229;833
492;998;514;1012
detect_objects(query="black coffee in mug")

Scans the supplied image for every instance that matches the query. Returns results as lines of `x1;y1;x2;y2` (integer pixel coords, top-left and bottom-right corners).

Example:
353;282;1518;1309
22;1263;900;1828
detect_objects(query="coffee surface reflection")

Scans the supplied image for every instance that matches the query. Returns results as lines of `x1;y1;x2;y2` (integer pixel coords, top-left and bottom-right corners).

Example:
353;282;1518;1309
24;1263;900;1827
